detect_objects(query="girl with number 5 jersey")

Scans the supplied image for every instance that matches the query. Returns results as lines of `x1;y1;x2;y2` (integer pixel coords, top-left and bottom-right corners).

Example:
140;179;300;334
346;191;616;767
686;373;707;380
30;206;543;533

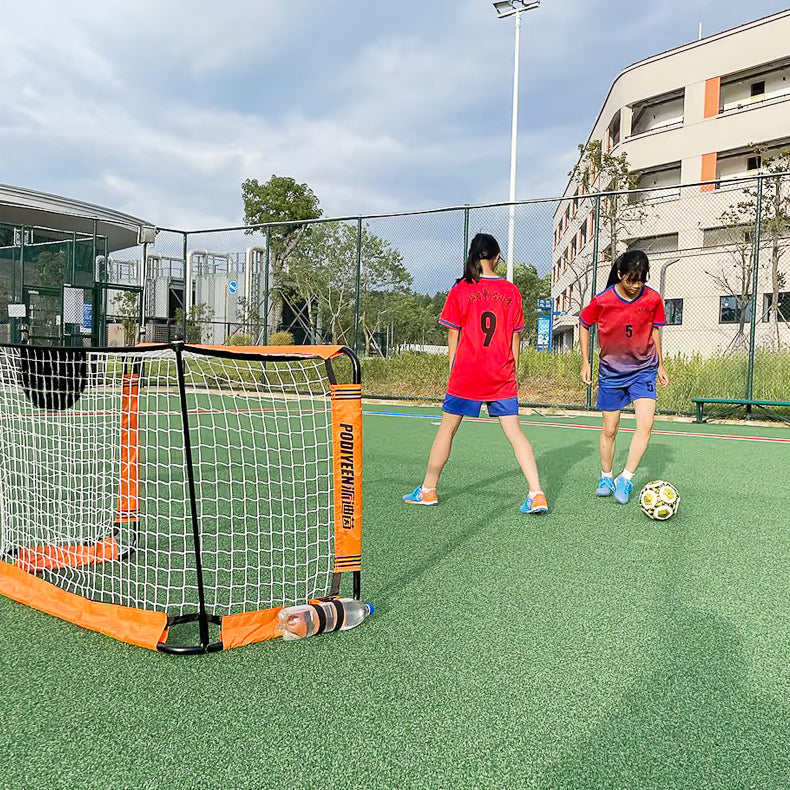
579;249;669;505
402;233;547;514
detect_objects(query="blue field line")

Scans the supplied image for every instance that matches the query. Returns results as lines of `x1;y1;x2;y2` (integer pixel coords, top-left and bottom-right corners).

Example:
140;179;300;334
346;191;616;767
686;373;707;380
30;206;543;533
362;409;790;444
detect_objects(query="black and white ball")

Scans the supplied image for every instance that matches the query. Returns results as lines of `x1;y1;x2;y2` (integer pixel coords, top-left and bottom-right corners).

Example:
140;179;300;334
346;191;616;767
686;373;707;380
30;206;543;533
639;480;680;520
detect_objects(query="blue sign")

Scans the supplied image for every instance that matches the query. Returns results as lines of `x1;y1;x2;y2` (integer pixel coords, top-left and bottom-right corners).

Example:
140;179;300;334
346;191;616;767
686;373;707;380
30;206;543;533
536;298;552;312
82;303;92;329
228;280;238;294
536;314;551;351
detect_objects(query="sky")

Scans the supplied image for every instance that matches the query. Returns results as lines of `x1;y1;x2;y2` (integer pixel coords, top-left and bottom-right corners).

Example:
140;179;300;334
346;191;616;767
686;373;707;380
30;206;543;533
1;0;789;232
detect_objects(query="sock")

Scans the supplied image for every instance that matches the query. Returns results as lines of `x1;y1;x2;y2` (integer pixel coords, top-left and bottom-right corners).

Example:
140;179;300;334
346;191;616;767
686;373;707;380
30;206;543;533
421;485;436;493
621;470;634;481
601;470;613;479
528;490;543;498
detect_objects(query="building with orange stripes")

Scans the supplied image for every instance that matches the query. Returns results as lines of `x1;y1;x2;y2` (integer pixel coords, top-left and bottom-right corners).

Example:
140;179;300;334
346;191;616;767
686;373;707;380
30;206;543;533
552;10;790;356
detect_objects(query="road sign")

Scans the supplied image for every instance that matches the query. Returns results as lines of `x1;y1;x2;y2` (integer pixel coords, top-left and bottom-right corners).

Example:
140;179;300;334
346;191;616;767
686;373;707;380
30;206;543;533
536;298;552;312
228;280;238;294
536;314;551;351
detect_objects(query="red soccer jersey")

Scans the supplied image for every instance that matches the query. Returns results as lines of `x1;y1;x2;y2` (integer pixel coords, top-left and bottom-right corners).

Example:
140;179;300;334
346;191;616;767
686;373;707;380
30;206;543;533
439;277;524;401
579;285;665;386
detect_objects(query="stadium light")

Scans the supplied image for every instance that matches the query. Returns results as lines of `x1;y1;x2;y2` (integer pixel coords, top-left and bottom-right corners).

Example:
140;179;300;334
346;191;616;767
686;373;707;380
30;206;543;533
493;0;540;282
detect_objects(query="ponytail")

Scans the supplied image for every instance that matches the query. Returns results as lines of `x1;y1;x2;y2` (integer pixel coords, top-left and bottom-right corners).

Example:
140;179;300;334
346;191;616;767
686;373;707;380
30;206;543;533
458;233;501;284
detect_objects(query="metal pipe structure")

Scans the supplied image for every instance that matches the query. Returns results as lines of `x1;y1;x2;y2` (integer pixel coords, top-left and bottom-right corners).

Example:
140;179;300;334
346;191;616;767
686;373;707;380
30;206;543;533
659;258;680;298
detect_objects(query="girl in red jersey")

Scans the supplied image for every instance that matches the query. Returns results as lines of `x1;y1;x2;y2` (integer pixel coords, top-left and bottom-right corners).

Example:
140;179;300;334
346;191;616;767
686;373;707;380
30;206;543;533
402;233;547;514
579;249;669;505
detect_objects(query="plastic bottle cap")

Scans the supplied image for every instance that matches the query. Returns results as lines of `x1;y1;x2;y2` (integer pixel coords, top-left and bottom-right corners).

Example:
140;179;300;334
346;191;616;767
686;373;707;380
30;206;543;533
366;603;374;615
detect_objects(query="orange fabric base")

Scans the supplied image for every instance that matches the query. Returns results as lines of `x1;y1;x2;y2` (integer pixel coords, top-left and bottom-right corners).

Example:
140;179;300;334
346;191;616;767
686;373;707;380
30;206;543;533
220;606;283;649
15;535;120;573
0;559;168;650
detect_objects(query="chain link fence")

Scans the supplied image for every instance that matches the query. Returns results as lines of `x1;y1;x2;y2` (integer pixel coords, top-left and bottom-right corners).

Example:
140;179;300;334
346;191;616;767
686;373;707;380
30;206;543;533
3;172;788;416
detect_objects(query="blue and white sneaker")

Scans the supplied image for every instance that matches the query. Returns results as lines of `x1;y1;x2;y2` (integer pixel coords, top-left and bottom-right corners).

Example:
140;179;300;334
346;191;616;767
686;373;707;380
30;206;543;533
613;476;634;505
402;485;438;506
595;476;615;497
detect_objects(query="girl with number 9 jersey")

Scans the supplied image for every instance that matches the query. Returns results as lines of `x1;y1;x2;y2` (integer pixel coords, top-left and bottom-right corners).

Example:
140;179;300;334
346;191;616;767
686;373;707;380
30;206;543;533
402;233;547;514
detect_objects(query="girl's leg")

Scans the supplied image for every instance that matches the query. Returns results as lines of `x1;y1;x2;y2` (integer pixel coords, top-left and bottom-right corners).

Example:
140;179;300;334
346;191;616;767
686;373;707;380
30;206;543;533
622;398;656;475
600;410;621;473
497;415;541;492
423;412;464;490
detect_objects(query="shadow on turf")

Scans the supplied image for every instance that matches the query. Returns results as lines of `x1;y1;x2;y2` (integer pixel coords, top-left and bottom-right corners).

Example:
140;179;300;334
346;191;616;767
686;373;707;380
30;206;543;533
534;601;790;789
376;440;595;612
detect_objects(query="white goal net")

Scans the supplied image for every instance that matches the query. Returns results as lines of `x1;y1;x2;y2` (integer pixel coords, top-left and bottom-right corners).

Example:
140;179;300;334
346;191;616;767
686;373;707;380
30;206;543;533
0;343;362;652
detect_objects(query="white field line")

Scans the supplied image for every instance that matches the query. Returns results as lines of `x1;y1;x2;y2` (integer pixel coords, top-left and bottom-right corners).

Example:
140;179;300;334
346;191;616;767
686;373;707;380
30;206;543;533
363;410;790;444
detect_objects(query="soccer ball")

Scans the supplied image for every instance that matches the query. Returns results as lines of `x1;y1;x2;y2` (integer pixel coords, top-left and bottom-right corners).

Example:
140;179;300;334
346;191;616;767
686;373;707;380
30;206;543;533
639;480;680;521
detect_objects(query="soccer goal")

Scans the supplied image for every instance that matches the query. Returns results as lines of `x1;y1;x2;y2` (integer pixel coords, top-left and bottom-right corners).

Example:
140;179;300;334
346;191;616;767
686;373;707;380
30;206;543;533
0;342;362;653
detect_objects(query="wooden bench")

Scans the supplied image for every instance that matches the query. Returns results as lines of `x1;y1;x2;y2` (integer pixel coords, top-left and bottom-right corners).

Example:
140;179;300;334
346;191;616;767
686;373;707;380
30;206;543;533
691;397;790;425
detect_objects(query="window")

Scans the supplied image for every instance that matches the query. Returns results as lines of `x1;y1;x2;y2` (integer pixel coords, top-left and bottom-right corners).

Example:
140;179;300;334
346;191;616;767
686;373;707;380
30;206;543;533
664;298;683;325
747;155;761;171
719;295;752;324
763;292;790;322
751;80;765;97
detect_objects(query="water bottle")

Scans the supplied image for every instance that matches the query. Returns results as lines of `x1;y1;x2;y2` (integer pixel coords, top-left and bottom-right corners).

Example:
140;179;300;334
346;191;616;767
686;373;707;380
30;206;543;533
277;598;374;640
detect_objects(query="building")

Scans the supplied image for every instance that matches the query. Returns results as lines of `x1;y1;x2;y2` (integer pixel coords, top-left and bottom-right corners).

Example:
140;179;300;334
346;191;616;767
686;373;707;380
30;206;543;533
0;184;266;346
551;10;790;357
0;183;155;346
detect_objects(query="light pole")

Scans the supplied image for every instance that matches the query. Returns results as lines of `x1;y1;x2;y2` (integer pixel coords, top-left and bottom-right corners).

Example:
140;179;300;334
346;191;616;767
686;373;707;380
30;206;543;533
493;0;540;282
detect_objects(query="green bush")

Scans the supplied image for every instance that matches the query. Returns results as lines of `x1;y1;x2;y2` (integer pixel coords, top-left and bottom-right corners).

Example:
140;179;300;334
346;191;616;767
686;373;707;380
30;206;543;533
358;347;790;416
226;333;253;346
268;331;294;346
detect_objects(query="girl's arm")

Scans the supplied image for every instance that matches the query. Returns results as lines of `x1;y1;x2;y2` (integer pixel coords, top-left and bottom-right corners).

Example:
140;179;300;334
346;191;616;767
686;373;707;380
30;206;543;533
447;328;459;373
652;327;669;386
512;331;521;371
579;325;592;385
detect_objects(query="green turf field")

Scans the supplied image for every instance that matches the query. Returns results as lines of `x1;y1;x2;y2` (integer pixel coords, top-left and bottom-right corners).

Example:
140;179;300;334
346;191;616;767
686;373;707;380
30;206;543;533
2;404;790;789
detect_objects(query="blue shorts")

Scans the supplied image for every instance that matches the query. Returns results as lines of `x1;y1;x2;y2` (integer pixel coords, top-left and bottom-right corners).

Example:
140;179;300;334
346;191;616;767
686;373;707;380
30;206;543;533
442;393;519;417
597;371;657;412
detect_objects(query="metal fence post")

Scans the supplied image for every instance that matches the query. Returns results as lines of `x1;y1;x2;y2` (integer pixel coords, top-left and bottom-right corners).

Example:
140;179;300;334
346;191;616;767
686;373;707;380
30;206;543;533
746;175;764;401
586;194;602;409
263;229;270;345
182;232;189;339
463;205;470;262
354;217;362;355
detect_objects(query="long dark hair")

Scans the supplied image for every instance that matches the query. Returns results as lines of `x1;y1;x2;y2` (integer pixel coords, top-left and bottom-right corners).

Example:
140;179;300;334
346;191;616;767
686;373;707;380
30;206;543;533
605;249;650;288
458;233;500;284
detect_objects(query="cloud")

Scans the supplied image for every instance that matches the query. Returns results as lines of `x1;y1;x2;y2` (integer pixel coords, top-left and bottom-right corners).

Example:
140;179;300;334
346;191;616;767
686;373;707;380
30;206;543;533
1;0;789;237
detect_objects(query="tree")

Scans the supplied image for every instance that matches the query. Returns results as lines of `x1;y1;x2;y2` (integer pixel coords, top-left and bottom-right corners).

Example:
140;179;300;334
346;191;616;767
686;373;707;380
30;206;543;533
175;303;215;343
570;139;647;268
235;295;264;342
111;291;140;346
496;261;551;344
284;222;412;351
241;175;322;333
717;147;790;348
704;218;757;349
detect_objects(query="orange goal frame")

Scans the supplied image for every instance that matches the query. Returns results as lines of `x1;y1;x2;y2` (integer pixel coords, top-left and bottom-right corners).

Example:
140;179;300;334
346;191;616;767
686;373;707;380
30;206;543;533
0;342;362;653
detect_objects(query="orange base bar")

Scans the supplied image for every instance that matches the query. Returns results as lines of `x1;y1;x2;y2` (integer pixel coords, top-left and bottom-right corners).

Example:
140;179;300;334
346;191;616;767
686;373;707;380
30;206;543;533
220;606;283;649
0;559;168;650
16;535;120;573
